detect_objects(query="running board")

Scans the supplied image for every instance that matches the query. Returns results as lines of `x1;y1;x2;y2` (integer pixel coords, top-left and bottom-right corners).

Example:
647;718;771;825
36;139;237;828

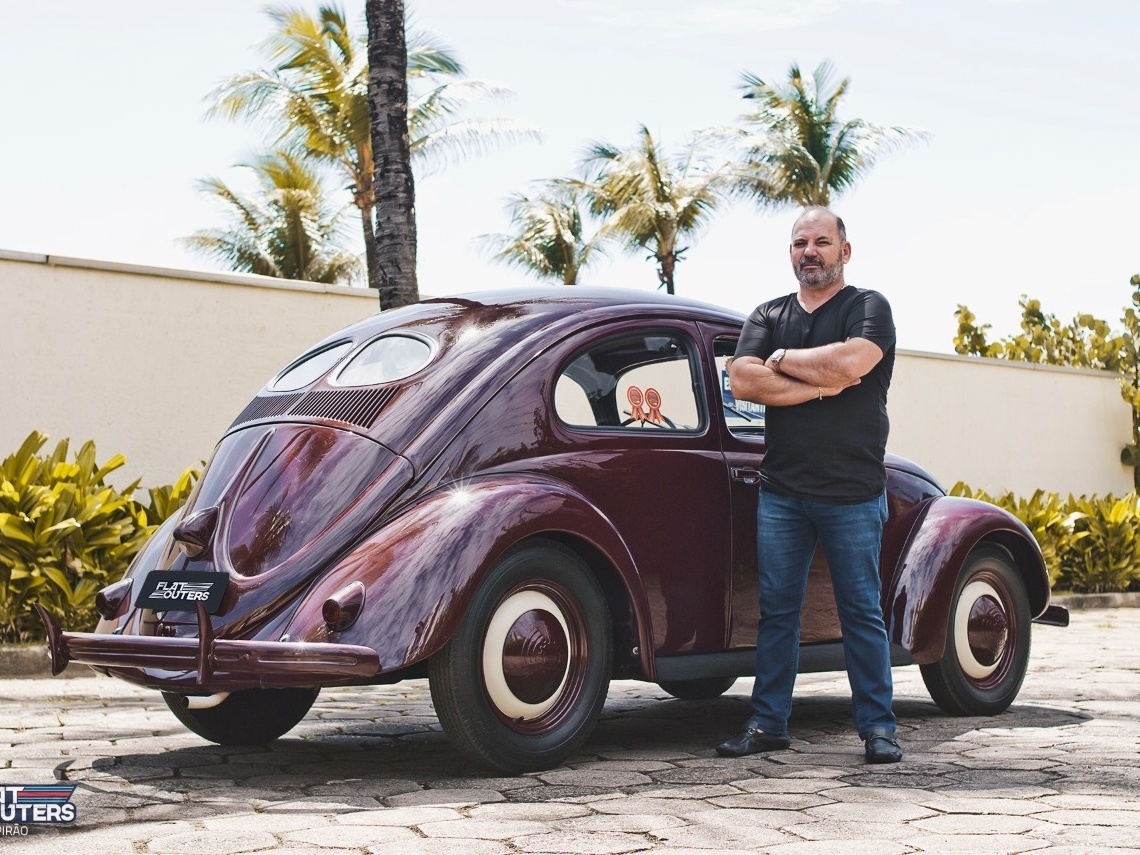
654;642;914;682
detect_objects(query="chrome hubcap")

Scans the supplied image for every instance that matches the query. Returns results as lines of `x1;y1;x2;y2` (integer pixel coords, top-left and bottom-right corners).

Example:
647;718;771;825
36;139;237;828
482;590;570;720
955;579;1009;680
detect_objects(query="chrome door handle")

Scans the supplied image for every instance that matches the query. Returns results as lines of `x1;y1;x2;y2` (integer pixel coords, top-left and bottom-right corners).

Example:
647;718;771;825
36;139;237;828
731;467;761;485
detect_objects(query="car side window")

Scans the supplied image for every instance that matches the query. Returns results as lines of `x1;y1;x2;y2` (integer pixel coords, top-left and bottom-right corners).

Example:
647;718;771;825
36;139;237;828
555;331;702;431
714;337;765;435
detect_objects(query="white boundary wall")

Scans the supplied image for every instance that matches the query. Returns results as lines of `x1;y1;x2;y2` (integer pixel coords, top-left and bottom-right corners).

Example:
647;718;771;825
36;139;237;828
1;251;1132;496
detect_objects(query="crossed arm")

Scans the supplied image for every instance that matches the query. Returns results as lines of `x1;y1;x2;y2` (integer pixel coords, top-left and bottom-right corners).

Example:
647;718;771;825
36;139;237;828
728;338;883;406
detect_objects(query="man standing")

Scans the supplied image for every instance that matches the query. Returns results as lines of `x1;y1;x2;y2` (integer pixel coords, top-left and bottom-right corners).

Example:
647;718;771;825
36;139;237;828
716;207;902;764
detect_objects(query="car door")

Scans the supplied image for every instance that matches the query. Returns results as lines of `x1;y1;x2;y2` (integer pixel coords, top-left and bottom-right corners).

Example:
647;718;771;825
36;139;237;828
698;324;843;650
548;321;733;656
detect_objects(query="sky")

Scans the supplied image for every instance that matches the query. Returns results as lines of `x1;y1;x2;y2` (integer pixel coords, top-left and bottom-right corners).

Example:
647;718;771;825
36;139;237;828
1;0;1137;353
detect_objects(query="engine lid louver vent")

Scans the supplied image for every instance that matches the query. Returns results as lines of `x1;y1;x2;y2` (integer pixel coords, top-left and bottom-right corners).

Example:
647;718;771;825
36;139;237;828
230;387;399;430
288;387;399;428
230;393;304;428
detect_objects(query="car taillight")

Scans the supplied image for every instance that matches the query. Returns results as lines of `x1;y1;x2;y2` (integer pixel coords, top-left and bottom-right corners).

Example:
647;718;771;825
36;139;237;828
322;582;366;631
95;578;134;621
172;506;219;559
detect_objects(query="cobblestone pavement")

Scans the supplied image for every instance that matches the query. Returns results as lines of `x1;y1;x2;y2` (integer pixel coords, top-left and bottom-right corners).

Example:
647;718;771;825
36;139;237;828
2;608;1138;854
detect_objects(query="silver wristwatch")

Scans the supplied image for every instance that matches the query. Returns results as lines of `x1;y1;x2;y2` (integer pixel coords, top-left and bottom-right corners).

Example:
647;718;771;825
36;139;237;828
768;348;787;372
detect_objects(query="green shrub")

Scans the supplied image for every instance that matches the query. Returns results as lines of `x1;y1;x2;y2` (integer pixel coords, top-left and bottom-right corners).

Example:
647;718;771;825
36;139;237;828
1060;494;1140;593
0;431;198;642
950;482;1140;593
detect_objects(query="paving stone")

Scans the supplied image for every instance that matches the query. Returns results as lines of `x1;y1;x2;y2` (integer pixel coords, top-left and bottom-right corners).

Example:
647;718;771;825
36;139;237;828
384;788;506;807
551;813;688;834
910;813;1050;834
650;820;792;850
643;766;750;785
1042;823;1140;849
570;760;676;773
635;785;742;799
915;793;1048;815
202;812;334;832
732;777;837;794
706;792;833;810
904;834;1051;852
762;842;912;855
1038;793;1140;810
282;824;418;847
781;819;928;842
537;770;654;788
257;795;384;812
583;797;717;817
336;806;463;826
802;800;937;823
418;818;553;839
513;830;654;854
146;829;278;854
508;786;616;802
1027;808;1140;826
468;802;590;822
365;838;513;855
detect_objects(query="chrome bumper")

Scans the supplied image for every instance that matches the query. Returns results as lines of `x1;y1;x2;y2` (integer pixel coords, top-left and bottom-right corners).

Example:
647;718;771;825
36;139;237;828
1032;604;1070;627
35;603;380;689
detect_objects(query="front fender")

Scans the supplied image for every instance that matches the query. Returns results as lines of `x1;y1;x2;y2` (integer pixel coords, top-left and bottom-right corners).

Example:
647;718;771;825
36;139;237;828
886;496;1048;664
283;476;652;676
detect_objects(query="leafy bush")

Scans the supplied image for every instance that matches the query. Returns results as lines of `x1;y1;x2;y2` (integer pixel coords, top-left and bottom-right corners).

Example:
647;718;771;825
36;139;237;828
1062;494;1140;593
950;482;1140;593
0;431;198;642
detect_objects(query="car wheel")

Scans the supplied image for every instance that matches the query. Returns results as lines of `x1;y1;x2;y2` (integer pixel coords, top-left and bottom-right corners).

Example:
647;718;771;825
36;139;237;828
161;687;319;744
429;540;612;773
658;676;738;700
920;546;1031;716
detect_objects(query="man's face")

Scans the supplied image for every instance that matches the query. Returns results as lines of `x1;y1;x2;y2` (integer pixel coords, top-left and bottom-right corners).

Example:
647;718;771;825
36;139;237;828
790;212;851;290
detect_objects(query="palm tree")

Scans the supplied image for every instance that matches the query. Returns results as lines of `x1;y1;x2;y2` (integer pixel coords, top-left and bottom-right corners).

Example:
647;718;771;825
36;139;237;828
365;0;417;308
580;125;724;295
729;61;927;207
181;151;362;285
479;181;606;286
207;3;537;303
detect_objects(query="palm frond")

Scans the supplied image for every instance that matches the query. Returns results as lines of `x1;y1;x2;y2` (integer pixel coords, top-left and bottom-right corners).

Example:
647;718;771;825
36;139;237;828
733;61;926;208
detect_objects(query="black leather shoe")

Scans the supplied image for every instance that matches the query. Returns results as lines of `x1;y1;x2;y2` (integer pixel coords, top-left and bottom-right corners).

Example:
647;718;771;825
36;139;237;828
715;727;791;757
864;728;903;764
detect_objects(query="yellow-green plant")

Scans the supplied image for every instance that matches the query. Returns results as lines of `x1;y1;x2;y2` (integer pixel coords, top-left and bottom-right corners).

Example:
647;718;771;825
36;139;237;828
0;431;198;642
1060;493;1140;593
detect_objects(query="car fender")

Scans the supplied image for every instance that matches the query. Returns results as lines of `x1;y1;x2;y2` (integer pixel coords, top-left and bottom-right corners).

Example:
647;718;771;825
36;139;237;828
886;496;1049;664
282;475;653;676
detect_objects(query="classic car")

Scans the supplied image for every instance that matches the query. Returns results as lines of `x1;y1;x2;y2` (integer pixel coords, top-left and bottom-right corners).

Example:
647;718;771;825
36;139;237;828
36;287;1068;772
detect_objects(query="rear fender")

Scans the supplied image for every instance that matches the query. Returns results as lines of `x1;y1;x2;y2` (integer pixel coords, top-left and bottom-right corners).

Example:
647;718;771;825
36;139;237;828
283;477;652;675
886;496;1048;664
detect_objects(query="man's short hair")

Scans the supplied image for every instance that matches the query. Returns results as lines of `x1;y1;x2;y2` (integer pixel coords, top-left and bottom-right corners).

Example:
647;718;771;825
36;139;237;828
797;206;846;242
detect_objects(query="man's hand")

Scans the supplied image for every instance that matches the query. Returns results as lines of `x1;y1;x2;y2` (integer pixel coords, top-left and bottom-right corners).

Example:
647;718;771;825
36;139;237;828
776;338;883;387
729;355;857;407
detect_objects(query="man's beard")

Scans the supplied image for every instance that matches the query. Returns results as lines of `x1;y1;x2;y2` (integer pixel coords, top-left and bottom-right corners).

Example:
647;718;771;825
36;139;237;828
795;258;843;289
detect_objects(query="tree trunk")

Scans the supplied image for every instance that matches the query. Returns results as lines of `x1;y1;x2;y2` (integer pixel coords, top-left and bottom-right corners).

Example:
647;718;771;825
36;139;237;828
365;0;418;309
360;203;382;292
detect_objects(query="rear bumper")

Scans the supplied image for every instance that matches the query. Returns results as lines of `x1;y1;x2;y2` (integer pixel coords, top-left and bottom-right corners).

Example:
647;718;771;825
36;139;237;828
1033;604;1070;627
35;603;380;691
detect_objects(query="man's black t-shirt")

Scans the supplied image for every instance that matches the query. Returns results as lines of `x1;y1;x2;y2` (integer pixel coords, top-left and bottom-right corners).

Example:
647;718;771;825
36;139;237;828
734;285;895;503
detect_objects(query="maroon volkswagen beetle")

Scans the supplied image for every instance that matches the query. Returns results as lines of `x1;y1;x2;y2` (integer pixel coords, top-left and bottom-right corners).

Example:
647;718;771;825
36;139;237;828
37;288;1067;772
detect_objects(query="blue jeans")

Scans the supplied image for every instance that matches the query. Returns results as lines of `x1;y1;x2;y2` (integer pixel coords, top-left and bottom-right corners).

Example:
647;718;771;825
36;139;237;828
748;489;896;739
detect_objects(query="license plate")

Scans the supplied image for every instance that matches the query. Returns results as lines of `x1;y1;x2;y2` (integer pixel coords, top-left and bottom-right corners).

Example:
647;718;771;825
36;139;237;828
134;571;227;614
